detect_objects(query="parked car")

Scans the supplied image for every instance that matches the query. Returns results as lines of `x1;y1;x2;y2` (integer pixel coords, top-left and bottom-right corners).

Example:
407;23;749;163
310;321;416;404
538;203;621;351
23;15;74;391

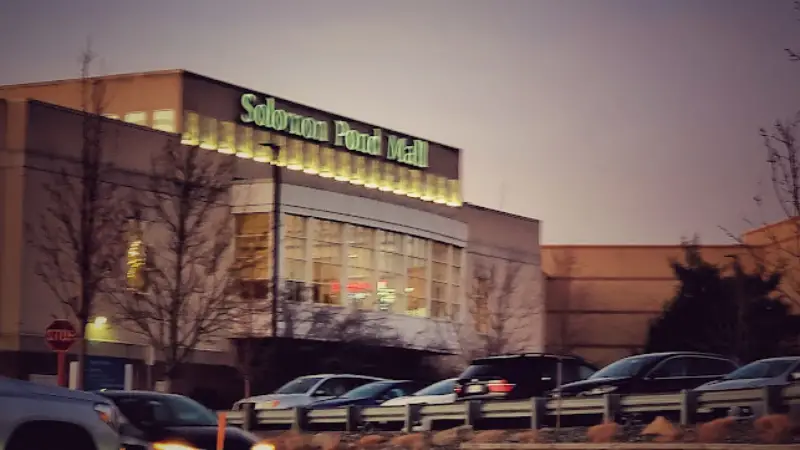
310;380;426;409
382;378;458;406
0;376;120;450
551;352;738;398
695;357;800;392
693;356;800;417
232;374;386;410
97;390;267;450
455;353;598;401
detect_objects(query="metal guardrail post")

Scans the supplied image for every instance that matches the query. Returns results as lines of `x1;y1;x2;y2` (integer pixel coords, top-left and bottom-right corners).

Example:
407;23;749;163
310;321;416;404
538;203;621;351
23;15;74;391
242;403;255;431
465;400;481;427
292;407;307;432
531;397;545;429
680;389;698;426
602;394;620;423
404;403;422;433
345;405;359;432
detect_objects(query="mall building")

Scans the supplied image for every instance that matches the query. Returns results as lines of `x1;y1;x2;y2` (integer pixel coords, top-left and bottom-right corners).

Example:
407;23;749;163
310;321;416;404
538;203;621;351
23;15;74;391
0;70;544;395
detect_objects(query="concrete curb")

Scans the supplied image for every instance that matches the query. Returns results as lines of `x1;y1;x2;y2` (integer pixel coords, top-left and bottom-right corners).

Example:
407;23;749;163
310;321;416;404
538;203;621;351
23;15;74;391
461;444;800;450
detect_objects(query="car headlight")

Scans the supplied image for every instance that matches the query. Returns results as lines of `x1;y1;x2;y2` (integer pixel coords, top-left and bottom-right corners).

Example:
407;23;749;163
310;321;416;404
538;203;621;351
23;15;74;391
579;385;618;396
94;403;119;431
252;443;276;450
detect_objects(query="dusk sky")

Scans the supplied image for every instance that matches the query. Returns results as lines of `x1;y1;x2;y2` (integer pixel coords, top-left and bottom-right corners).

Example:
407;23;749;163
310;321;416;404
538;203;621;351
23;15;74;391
2;0;799;245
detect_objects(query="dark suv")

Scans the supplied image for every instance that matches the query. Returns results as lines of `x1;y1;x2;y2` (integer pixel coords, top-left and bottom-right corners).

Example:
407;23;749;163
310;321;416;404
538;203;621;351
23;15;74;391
551;352;739;398
455;353;598;401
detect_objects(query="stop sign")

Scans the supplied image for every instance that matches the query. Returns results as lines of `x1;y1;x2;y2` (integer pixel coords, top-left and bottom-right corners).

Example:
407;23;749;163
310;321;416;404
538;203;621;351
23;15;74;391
45;319;77;352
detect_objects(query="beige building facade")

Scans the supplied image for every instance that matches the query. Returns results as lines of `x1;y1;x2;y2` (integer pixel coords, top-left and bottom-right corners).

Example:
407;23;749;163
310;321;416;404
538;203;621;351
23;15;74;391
0;71;544;389
542;219;800;366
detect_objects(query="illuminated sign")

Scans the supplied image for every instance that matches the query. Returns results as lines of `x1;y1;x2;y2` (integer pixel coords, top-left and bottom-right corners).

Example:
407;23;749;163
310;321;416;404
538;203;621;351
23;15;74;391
240;93;429;169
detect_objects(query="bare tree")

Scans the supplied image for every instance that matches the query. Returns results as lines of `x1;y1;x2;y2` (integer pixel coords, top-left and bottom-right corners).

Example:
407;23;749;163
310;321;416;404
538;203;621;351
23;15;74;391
28;46;129;388
110;142;237;389
231;281;405;397
448;258;539;363
722;16;800;306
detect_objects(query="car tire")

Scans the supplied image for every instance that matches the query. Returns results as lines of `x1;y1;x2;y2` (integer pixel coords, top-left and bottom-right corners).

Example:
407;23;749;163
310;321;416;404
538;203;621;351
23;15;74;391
7;421;95;450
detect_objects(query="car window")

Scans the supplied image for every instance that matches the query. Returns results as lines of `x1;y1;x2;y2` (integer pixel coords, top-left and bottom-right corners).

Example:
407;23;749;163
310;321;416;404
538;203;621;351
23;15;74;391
724;359;798;380
274;376;324;395
315;378;351;397
688;357;737;377
414;379;456;396
342;377;375;392
579;364;597;379
648;357;689;378
461;357;559;383
385;388;407;399
591;354;661;379
111;395;217;428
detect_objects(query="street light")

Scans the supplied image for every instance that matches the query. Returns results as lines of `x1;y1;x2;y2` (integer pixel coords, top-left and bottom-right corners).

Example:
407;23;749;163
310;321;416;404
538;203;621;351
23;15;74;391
259;142;282;338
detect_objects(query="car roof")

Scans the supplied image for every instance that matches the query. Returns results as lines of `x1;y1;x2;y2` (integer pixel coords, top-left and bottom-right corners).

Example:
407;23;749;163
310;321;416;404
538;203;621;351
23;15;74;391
297;374;386;380
745;356;800;364
624;352;733;360
94;389;185;399
472;353;589;364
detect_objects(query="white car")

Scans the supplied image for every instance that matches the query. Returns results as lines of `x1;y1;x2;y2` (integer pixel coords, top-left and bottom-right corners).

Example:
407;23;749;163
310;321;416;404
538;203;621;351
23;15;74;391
381;378;457;406
233;374;385;410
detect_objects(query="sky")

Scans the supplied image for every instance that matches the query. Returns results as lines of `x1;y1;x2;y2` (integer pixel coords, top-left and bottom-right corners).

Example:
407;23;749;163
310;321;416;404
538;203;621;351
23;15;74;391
1;0;799;245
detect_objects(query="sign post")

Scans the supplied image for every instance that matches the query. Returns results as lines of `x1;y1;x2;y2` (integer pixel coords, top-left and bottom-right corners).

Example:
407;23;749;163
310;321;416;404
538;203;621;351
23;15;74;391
45;319;77;387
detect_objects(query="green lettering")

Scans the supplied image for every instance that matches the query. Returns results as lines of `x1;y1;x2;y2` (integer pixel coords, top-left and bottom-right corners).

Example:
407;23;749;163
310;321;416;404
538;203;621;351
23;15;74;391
240;93;257;123
316;122;329;142
273;110;287;130
334;121;349;146
387;136;405;162
288;113;303;135
367;129;382;156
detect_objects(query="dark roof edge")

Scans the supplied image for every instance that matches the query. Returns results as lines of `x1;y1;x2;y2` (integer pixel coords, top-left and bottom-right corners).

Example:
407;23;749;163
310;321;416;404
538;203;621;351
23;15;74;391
463;202;540;224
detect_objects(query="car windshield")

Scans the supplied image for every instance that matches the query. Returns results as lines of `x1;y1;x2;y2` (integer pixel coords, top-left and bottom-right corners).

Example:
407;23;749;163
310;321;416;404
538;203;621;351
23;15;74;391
112;395;217;428
414;379;456;396
274;376;324;395
590;355;660;379
341;381;394;399
724;360;797;380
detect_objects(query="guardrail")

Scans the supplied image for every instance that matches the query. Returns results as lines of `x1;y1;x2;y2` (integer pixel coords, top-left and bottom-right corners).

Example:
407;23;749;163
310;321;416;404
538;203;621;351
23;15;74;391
225;384;800;433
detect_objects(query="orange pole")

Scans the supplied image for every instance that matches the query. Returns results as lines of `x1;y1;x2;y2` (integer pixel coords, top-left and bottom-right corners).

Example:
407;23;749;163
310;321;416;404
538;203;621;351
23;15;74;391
216;411;227;450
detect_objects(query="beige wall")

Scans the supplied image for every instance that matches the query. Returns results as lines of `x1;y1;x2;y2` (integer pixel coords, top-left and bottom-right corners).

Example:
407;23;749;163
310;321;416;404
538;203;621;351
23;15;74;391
0;70;183;124
541;236;794;366
457;205;544;360
4;98;544;370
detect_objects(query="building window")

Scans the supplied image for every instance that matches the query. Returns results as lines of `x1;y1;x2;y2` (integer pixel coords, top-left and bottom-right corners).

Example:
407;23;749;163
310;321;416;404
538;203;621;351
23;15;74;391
237;126;254;159
335;151;351;181
320;147;335;178
124;111;148;126
253;131;271;163
200;117;218;150
234;213;272;300
152;109;175;132
304;144;320;174
285;215;307;301
450;247;463;321
312;220;342;305
431;243;449;319
346;225;375;309
127;220;146;291
406;236;428;317
394;167;409;195
181;111;200;145
218;121;236;154
351;156;367;185
103;113;120;120
376;230;405;313
287;139;304;170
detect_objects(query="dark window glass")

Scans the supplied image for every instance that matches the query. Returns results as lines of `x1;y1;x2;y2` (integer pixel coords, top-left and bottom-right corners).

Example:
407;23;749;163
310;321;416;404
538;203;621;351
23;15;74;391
648;357;689;378
688;357;737;376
